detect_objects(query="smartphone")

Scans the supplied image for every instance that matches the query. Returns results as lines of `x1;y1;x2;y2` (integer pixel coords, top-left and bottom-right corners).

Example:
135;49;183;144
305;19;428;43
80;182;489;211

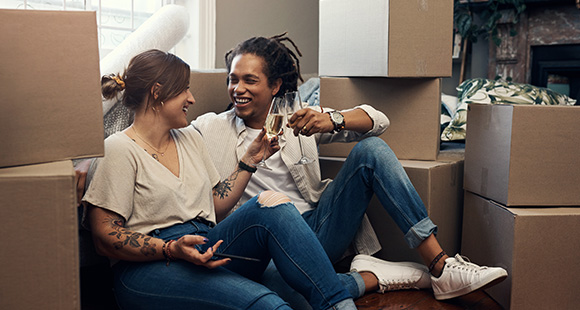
201;251;261;262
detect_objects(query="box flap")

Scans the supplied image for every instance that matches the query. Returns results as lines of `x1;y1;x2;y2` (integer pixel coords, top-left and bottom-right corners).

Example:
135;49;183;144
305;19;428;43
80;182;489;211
0;160;74;178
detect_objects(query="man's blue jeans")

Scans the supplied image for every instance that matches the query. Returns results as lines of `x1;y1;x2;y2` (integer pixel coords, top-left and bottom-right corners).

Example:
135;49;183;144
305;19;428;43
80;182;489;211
262;137;437;307
112;195;356;310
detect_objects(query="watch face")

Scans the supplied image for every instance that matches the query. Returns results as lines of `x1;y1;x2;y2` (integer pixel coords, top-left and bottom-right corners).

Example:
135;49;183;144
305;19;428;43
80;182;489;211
332;111;344;123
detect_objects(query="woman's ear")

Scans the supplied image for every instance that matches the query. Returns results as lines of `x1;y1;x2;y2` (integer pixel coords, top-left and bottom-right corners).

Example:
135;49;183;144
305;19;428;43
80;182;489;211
271;78;283;96
150;83;161;100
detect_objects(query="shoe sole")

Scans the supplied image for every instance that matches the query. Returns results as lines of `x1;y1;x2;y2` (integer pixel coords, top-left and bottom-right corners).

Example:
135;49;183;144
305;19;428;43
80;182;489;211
434;271;508;300
351;255;431;290
352;255;429;273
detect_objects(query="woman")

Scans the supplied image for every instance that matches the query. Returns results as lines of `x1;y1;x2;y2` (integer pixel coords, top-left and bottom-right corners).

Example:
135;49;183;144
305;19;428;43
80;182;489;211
83;49;356;310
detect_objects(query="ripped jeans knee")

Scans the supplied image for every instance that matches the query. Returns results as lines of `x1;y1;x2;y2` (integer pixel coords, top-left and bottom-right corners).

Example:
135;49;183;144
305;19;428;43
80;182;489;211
257;190;291;207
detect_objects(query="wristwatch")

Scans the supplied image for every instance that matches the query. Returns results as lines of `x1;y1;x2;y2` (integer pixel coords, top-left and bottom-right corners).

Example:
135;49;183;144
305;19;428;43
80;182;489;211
327;111;345;132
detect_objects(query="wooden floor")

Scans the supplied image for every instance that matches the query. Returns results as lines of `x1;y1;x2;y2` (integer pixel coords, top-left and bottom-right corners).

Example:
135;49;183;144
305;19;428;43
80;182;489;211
81;262;504;310
354;289;503;310
335;256;504;310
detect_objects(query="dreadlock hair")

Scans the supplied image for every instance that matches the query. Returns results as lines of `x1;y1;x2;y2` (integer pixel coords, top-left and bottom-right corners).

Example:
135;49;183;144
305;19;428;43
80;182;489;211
225;32;303;97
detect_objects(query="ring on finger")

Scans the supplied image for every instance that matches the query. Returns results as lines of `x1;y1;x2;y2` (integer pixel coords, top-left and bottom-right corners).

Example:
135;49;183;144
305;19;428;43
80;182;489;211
302;126;308;133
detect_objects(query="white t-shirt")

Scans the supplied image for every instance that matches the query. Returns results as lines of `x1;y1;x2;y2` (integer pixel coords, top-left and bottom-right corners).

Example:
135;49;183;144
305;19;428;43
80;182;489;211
83;126;221;234
242;127;313;214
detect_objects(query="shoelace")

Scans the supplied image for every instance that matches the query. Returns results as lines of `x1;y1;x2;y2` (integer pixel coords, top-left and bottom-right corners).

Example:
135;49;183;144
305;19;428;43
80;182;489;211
379;279;417;293
448;254;487;273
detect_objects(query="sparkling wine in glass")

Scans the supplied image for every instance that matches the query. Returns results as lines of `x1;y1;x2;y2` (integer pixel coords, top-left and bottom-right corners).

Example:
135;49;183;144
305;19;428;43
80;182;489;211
256;97;285;169
285;91;314;165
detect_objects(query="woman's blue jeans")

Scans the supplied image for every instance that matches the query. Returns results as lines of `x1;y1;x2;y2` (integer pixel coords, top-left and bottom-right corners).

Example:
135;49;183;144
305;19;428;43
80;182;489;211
262;137;437;307
112;196;356;310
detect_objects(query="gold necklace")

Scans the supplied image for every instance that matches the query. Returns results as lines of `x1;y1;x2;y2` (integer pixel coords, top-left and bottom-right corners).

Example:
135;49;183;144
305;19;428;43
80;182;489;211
132;126;171;161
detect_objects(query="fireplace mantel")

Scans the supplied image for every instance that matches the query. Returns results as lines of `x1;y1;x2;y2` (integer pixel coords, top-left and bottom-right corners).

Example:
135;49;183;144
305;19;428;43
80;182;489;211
487;3;580;83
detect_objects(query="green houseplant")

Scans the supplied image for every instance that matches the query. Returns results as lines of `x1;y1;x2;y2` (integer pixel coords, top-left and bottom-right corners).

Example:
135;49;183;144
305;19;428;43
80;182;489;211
453;0;526;82
454;0;526;46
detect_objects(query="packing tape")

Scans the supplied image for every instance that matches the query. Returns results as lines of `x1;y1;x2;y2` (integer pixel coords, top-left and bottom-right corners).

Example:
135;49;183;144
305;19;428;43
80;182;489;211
100;4;189;115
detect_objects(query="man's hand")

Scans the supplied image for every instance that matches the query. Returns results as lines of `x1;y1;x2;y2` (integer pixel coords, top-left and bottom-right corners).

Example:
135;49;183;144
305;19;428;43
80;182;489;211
287;108;334;136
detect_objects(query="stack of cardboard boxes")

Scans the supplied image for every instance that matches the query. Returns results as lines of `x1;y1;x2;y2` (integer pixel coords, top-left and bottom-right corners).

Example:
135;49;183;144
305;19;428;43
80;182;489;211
461;103;580;309
317;0;462;264
0;10;104;310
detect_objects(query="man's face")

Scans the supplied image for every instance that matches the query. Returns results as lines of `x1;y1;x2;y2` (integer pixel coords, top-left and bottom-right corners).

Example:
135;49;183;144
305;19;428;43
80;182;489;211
228;53;280;129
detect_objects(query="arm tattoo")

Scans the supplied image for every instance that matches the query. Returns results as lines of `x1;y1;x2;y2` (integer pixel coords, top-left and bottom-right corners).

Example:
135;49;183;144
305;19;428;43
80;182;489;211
103;214;157;256
213;168;241;199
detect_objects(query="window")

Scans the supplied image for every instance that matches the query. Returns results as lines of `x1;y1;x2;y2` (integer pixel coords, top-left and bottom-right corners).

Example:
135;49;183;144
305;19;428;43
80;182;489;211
0;0;215;69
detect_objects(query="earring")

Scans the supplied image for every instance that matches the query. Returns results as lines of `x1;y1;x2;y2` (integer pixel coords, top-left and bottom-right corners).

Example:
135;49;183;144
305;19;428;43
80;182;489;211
161;101;164;107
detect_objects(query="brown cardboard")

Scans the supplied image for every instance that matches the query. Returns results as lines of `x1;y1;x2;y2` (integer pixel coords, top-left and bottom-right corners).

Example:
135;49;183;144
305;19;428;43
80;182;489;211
319;0;453;77
320;155;464;263
318;77;441;160
0;160;80;310
0;9;104;168
187;69;231;122
464;103;580;206
461;191;580;310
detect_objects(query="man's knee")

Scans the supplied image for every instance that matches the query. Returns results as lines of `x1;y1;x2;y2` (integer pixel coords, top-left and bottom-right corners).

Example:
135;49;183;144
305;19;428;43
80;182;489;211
257;190;291;207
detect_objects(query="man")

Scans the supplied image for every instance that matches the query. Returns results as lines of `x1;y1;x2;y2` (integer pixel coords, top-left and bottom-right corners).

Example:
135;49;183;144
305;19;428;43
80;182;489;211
192;33;507;305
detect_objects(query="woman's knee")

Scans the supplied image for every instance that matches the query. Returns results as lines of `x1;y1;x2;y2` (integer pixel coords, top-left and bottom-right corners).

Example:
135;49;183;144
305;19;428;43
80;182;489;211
257;190;291;207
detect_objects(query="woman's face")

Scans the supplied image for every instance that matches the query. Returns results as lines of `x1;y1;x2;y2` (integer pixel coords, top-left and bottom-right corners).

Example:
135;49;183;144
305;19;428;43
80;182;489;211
160;87;195;129
228;53;281;129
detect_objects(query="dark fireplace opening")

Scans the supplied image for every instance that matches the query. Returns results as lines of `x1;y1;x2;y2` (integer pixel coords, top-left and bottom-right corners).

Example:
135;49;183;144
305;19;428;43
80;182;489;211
530;44;580;102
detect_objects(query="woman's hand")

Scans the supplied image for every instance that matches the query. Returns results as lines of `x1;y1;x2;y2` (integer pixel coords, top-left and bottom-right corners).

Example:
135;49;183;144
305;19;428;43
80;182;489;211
242;128;280;164
287;108;334;137
170;235;230;269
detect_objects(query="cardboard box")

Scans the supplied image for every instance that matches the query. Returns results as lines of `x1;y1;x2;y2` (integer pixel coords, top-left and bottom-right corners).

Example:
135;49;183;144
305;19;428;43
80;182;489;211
0;9;104;168
319;0;453;77
318;77;441;160
0;161;80;310
187;69;230;122
464;103;580;206
461;191;580;310
320;155;464;263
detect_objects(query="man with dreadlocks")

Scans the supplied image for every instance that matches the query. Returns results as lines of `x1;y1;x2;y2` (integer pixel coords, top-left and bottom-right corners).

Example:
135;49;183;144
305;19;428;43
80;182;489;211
192;33;507;307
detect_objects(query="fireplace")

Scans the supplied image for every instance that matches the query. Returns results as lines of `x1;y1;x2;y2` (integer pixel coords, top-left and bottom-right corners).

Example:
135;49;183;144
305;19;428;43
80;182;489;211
488;2;580;101
531;44;580;99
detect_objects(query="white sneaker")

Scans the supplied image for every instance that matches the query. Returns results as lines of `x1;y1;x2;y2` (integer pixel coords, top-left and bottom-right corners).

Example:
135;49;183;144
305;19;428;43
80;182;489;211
431;254;508;300
350;254;431;293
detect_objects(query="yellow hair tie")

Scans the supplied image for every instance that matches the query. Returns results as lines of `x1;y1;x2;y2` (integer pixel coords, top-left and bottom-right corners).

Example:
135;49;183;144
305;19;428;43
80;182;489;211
112;75;126;89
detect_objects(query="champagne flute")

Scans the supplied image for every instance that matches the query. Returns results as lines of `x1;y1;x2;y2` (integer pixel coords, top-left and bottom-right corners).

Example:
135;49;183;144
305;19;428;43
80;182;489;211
256;96;285;169
285;91;314;165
